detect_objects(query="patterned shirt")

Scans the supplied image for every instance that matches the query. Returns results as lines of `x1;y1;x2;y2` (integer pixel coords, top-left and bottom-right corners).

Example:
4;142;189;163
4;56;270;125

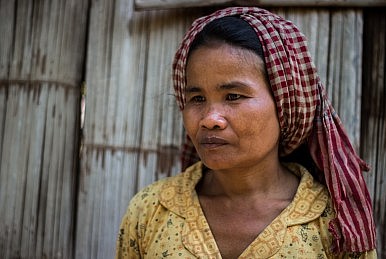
116;162;376;258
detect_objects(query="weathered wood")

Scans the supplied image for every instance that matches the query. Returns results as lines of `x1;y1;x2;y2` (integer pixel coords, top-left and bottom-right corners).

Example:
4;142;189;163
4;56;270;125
361;9;386;257
135;0;386;10
75;0;200;257
327;9;363;149
1;1;384;258
0;0;88;258
75;0;182;257
136;9;193;187
75;0;140;257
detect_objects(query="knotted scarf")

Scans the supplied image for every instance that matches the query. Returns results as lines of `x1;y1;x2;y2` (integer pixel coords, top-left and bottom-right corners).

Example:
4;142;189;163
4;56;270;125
172;7;375;253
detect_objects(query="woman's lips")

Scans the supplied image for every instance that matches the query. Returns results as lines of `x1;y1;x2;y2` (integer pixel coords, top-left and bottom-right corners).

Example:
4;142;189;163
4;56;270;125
199;136;228;149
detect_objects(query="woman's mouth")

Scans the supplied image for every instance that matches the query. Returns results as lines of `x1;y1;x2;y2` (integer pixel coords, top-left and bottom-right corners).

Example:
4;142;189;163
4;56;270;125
199;136;228;149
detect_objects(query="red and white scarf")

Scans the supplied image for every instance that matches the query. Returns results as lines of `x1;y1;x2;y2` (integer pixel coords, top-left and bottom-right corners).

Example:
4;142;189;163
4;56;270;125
172;7;375;253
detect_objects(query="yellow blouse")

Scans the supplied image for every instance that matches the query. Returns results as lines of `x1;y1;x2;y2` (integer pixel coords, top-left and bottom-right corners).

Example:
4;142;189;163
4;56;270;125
116;162;376;258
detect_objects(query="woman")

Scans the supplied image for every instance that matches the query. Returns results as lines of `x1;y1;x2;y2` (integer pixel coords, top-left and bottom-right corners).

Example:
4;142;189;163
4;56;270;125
116;7;376;258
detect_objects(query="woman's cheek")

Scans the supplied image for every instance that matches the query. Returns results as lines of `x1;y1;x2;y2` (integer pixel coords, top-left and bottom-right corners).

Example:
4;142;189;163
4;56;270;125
182;109;198;134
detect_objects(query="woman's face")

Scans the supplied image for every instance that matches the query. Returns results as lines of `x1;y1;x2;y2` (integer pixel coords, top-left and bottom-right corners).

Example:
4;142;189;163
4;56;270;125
183;43;281;171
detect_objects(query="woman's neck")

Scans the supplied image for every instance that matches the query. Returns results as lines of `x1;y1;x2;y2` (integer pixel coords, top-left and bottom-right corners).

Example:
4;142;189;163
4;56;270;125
198;162;298;200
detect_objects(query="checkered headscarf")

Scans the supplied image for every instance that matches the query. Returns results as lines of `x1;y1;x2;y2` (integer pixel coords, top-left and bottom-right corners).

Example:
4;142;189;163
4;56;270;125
172;7;375;254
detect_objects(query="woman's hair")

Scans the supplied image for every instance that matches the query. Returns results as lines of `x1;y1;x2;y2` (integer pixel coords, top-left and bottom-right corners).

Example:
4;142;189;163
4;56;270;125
189;16;264;61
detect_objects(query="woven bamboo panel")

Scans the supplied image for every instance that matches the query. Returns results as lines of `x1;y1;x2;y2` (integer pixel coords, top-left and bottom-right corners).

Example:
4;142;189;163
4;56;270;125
1;0;384;258
0;0;88;258
75;1;198;258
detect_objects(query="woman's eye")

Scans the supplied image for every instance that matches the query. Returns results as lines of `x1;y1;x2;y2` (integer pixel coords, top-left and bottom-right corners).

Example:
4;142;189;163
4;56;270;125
190;95;205;103
226;93;242;101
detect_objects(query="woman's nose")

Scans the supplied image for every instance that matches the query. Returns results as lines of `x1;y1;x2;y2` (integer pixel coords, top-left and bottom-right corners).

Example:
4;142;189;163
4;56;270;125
199;106;227;130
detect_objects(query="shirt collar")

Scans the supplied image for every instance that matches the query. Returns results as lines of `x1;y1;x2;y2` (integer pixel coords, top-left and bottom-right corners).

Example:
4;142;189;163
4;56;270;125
158;162;329;258
159;162;328;224
158;162;203;218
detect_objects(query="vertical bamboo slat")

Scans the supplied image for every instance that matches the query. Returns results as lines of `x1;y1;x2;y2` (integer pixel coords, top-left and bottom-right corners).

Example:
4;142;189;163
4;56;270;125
136;9;193;189
0;1;14;161
361;9;386;257
0;0;88;258
328;10;363;149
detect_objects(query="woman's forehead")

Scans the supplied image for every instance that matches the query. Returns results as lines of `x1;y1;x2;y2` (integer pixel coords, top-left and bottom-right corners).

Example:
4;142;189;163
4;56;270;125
186;44;266;82
186;43;265;73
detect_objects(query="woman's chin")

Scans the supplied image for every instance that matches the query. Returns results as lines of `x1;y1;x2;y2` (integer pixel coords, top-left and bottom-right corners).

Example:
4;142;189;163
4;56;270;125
200;157;233;171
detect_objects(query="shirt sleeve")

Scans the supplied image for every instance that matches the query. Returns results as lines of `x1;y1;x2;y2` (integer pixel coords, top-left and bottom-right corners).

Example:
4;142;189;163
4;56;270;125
115;195;142;259
115;181;164;259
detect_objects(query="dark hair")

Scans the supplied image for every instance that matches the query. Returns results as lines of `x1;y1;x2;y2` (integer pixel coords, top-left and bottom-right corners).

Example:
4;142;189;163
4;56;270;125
189;16;264;60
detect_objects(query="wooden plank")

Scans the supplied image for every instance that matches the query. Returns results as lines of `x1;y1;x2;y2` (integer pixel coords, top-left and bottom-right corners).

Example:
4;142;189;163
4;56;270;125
0;0;88;258
361;9;386;257
135;0;386;10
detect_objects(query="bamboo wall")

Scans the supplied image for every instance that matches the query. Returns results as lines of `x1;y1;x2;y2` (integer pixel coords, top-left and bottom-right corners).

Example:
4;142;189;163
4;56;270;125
0;1;88;258
0;0;384;258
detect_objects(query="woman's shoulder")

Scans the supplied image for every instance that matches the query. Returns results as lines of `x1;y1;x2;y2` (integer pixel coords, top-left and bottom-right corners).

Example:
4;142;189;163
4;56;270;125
128;161;203;213
284;163;377;258
128;174;178;211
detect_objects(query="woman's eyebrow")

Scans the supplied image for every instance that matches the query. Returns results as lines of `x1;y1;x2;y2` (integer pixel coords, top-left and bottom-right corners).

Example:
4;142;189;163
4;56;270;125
218;82;253;92
185;86;202;93
185;82;254;93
